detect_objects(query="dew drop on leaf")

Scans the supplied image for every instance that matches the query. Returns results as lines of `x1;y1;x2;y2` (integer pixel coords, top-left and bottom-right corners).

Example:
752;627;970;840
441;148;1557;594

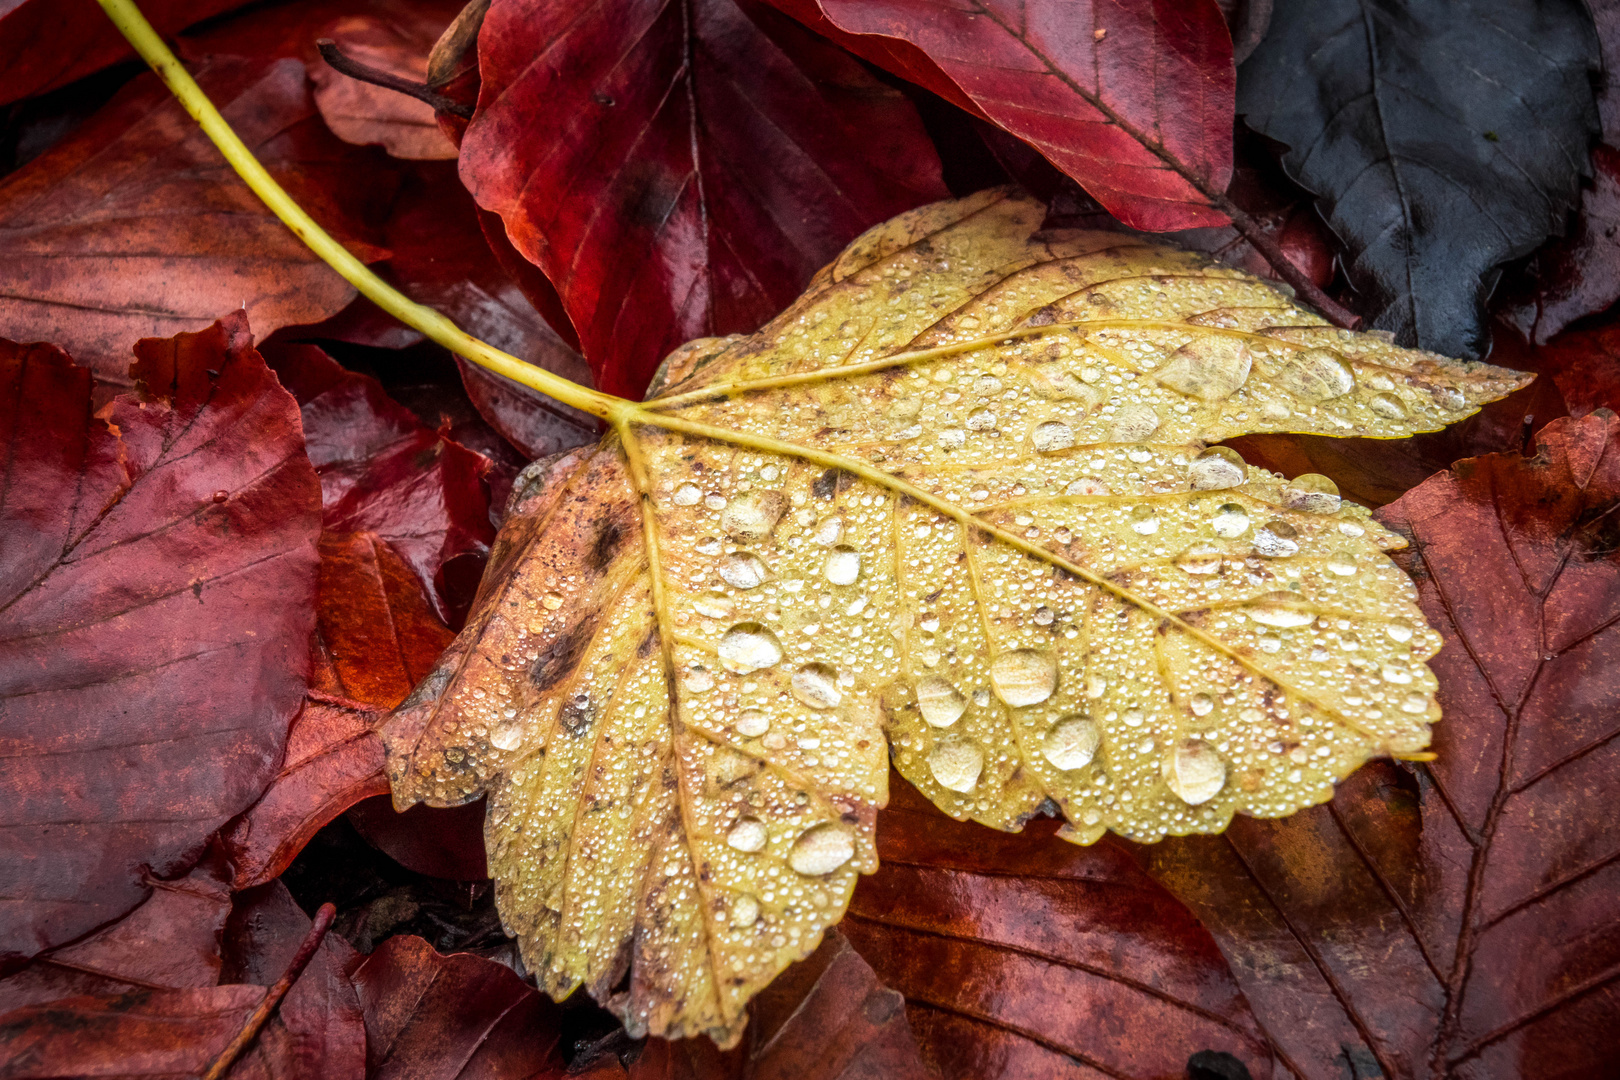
927;737;984;792
1176;544;1224;574
718;623;782;673
718;551;767;589
1164;739;1227;805
1369;392;1408;419
729;894;760;927
722;490;787;541
1188;445;1247;489
1156;335;1251;400
916;675;967;728
1277;347;1356;401
1211;503;1251;537
788;823;854;876
822;546;860;585
1282;472;1342;514
1042;715;1100;771
726;817;768;852
1031;420;1075;452
735;709;769;737
989;649;1057;706
790;663;842;709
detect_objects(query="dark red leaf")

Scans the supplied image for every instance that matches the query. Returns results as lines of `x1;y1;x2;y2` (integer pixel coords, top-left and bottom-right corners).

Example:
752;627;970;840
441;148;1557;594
266;342;495;623
382;162;600;459
766;0;1235;232
352;934;565;1078
220;880;367;1080
461;0;949;396
0;0;244;106
0;58;391;393
347;796;490;881
0;314;320;966
840;779;1277;1080
1138;413;1620;1079
0;868;230;1013
1535;321;1620;419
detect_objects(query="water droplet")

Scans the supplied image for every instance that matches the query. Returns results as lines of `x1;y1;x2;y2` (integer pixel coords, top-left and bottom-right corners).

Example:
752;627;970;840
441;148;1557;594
1282;473;1341;514
541;591;564;610
719;551;768;589
696;536;723;556
1042;715;1100;770
1380;663;1413;685
727;817;768;852
730;894;760;927
1067;477;1111;496
1164;740;1227;804
736;709;770;737
791;663;842;709
1247;593;1314;627
1033;605;1056;625
705;493;727;510
1189;692;1215;717
1386;619;1414;643
1434;385;1466;410
990;649;1058;706
1326;550;1358;576
1340;520;1366;537
789;823;854;875
673;483;702;506
489;722;525;751
1278;348;1355;401
813;516;844;546
1084;674;1107;698
1156;336;1251;400
1032;420;1075;452
967;408;997;430
1188;446;1247;490
1366;373;1395;392
1131;505;1159;535
722;491;787;541
938;427;966;449
1369;392;1407;420
1211;504;1251;538
682;667;715;693
1253;520;1299;557
718;623;783;673
1401;691;1430;714
916;676;967;727
1109;405;1161;442
693;595;732;619
1176;544;1224;574
972;688;991;707
927;738;984;792
823;546;861;585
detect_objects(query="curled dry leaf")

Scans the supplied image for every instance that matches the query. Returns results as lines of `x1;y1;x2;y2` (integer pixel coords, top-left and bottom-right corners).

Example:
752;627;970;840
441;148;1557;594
382;190;1529;1046
1137;413;1620;1078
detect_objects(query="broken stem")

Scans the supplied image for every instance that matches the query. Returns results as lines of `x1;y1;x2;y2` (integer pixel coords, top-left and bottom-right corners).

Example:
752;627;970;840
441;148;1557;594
316;39;473;118
200;902;336;1080
93;0;629;425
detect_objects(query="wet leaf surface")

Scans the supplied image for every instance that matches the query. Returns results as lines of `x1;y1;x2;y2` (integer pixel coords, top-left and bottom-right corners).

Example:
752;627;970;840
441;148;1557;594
460;0;949;396
1138;413;1620;1079
0;314;321;965
767;0;1236;233
1240;0;1601;358
0;58;390;390
843;778;1277;1079
384;190;1526;1045
309;7;462;160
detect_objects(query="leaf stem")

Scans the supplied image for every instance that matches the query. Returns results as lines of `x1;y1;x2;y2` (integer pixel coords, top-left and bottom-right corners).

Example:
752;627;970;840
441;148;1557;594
93;0;630;424
316;39;474;118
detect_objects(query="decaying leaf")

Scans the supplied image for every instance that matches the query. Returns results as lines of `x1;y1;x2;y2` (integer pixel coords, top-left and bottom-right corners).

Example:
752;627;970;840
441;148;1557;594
382;189;1530;1046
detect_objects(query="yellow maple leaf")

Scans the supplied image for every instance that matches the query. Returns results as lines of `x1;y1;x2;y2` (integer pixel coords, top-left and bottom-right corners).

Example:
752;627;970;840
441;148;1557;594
381;190;1528;1046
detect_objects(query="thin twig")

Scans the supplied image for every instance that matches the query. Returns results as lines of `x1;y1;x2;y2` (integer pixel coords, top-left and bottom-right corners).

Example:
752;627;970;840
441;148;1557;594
1210;191;1361;329
200;902;336;1080
316;40;474;119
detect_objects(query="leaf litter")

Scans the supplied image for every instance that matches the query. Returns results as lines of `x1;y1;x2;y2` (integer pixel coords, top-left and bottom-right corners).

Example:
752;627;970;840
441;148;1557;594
381;189;1529;1045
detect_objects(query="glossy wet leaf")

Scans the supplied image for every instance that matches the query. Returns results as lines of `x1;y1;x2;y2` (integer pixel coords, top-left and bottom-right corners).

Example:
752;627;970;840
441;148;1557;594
383;190;1529;1046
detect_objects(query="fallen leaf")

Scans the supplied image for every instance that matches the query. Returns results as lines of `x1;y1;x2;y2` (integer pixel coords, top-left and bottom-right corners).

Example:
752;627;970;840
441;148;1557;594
0;314;320;966
383;191;1528;1045
381;162;600;459
221;531;454;889
842;779;1276;1079
765;0;1235;232
1535;321;1620;419
1239;0;1601;357
0;868;230;1014
1137;413;1620;1078
0;58;390;391
310;12;461;160
0;0;243;106
347;795;490;880
267;341;495;623
352;934;564;1078
460;0;949;396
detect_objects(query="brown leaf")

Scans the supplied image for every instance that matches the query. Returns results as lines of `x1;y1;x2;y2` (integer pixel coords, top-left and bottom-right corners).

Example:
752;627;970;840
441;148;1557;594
383;192;1528;1045
1136;413;1620;1078
0;313;321;966
1535;321;1620;419
843;779;1276;1079
352;934;564;1078
0;59;389;392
